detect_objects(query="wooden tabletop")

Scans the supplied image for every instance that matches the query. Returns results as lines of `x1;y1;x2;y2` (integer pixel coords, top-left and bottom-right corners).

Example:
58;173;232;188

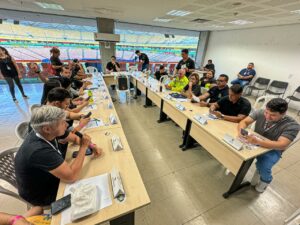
51;76;150;225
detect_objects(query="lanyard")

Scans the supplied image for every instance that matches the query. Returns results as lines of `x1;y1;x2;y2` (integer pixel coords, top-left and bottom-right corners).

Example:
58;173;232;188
35;132;62;155
263;117;286;133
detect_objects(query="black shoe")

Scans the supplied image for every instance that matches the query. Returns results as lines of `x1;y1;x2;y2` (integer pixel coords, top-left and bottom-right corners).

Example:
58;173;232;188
13;98;18;103
22;95;29;99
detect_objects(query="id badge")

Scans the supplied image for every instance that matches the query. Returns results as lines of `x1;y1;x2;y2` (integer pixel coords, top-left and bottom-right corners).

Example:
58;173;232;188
6;65;11;71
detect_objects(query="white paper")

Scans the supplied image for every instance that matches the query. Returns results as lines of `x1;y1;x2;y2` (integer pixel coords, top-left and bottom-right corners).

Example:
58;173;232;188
175;98;188;102
61;173;112;225
86;119;104;129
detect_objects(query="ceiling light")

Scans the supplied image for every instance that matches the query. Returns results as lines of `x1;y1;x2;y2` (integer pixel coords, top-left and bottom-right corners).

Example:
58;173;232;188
153;17;172;22
167;10;191;17
35;2;64;10
290;9;300;14
210;25;225;28
228;19;253;25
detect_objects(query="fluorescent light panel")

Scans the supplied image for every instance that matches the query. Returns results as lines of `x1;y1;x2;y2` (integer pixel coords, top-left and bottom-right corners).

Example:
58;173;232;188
167;10;191;17
228;19;253;25
290;9;300;14
35;2;64;10
153;17;172;22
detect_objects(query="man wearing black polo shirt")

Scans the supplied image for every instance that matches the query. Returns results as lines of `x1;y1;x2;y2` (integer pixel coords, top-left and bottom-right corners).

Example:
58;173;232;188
135;50;149;71
15;106;102;210
174;49;195;78
195;74;229;107
106;56;120;73
209;84;251;123
203;59;215;72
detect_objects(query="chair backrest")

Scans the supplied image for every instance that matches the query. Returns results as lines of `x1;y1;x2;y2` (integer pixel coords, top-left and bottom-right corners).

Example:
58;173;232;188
30;104;41;115
159;75;169;84
254;77;271;86
86;66;98;75
128;66;138;72
117;74;129;91
266;80;289;95
253;95;275;110
15;121;29;140
0;147;19;188
295;85;300;93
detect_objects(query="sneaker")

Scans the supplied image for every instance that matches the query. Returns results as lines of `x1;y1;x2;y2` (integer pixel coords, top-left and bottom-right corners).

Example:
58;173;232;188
225;169;231;175
22;95;29;99
13;98;18;103
251;169;260;186
255;180;269;193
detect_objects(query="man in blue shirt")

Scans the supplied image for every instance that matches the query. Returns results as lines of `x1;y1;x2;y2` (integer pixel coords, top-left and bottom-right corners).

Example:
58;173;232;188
231;62;256;87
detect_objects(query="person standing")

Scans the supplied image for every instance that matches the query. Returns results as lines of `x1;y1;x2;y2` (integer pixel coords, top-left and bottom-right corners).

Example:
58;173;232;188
0;46;28;103
135;50;149;71
50;47;63;76
174;49;195;78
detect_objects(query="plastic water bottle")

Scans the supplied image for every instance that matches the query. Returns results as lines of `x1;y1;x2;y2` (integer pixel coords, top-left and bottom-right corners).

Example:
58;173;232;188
88;90;94;104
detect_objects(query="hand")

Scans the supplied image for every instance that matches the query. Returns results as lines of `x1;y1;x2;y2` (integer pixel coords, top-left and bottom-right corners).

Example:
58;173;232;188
209;104;217;112
90;144;103;158
238;74;242;79
199;101;208;107
212;111;222;118
244;135;260;145
82;100;89;107
15;218;34;225
188;81;193;88
79;117;91;128
80;134;91;148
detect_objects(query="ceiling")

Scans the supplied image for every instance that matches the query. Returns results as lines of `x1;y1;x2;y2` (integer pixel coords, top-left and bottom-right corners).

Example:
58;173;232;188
1;0;300;31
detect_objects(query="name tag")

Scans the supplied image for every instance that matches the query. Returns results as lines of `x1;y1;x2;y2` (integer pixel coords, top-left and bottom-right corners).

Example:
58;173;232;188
175;103;185;111
194;114;207;125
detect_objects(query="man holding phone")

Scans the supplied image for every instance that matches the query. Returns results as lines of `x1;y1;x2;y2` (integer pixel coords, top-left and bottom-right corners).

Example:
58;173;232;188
15;106;102;216
238;98;300;193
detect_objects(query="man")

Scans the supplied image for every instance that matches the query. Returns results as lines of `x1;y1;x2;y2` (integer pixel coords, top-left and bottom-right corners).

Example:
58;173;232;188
238;98;300;193
209;84;251;123
231;62;256;87
174;49;195;78
135;50;149;71
154;65;168;81
106;56;120;73
196;74;229;107
203;59;215;72
165;69;189;92
15;105;102;209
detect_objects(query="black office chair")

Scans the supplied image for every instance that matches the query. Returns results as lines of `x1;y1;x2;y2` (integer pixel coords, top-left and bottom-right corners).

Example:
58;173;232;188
243;77;271;97
285;85;300;116
263;80;288;98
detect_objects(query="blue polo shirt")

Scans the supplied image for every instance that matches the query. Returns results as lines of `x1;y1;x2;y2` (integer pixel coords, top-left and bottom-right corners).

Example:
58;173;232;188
239;68;256;81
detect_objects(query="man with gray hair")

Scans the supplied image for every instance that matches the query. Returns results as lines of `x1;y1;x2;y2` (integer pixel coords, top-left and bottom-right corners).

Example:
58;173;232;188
15;105;101;210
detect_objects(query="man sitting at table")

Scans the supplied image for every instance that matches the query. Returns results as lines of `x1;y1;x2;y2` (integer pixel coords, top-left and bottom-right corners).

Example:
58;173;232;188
154;65;168;81
195;74;229;107
106;56;120;73
209;84;251;123
238;98;300;193
181;72;201;98
165;69;189;92
15;106;102;213
231;62;256;87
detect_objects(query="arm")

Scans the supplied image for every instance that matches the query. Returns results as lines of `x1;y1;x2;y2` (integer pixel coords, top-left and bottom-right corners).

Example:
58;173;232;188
237;116;254;135
68;101;89;113
0;213;32;225
115;63;121;72
240;75;254;80
50;135;91;183
199;92;210;101
218;113;248;123
246;135;292;151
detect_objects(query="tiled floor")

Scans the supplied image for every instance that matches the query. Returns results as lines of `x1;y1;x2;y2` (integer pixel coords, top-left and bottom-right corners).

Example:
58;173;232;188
0;83;300;225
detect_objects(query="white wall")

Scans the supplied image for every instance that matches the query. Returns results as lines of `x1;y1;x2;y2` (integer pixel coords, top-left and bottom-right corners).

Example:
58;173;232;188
205;24;300;100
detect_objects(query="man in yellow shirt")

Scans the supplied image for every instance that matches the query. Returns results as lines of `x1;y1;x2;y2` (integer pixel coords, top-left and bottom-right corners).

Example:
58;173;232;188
165;69;189;92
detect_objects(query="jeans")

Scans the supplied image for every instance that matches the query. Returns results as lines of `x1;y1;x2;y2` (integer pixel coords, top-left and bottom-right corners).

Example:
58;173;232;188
231;79;249;87
4;76;25;99
141;64;149;72
256;150;282;184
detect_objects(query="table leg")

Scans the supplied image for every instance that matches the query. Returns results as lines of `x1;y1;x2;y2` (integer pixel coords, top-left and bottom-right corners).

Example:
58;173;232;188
144;88;153;108
110;212;135;225
223;158;254;198
134;80;141;99
157;100;167;123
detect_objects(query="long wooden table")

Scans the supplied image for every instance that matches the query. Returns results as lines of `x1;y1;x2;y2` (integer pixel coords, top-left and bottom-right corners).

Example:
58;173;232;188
51;76;150;225
129;74;271;198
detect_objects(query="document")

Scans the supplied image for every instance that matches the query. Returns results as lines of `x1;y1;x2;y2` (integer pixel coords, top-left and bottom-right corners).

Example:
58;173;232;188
61;173;112;225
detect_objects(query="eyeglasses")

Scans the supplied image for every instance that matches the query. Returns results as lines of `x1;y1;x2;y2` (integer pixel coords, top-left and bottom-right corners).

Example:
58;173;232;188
217;79;225;82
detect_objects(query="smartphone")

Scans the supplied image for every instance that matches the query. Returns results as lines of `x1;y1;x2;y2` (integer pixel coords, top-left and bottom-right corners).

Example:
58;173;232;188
241;128;249;136
85;96;91;101
72;148;93;158
51;194;71;215
83;111;92;119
